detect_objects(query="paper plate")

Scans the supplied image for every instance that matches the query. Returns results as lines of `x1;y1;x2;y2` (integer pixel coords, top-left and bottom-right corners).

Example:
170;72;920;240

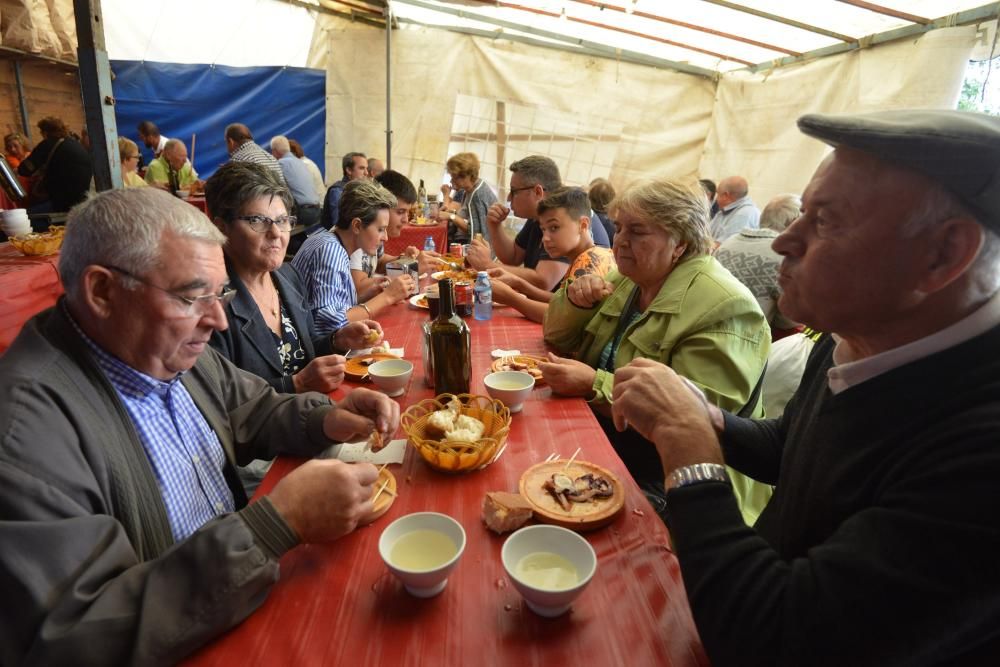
345;352;399;381
519;460;624;532
408;293;429;309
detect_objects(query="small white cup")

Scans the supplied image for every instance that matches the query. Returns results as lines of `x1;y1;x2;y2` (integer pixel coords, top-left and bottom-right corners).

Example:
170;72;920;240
368;358;413;397
379;512;466;598
502;524;597;617
484;371;535;413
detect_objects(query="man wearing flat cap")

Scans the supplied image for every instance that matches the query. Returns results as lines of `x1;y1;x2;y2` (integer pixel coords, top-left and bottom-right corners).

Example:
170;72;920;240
612;109;1000;666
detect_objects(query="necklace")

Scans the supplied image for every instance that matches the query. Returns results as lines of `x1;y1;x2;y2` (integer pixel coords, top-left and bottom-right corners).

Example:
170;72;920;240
249;277;280;320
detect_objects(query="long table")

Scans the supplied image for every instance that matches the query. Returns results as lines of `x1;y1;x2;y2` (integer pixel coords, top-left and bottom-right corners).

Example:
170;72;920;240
0;243;63;355
185;302;708;666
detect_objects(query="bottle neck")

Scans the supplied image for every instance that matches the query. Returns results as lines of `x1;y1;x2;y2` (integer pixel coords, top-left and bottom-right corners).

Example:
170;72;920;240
438;279;456;319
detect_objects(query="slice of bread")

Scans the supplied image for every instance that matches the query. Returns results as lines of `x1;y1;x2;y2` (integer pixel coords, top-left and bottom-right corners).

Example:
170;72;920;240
482;491;533;534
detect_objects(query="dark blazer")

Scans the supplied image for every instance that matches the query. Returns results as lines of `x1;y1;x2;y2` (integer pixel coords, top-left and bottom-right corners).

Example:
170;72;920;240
210;260;335;393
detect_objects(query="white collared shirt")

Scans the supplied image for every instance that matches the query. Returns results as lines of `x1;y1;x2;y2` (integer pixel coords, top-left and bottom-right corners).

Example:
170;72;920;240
827;289;1000;394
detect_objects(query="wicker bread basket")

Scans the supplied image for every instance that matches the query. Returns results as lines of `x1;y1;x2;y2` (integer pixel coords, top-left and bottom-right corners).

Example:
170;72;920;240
401;393;511;473
9;225;65;256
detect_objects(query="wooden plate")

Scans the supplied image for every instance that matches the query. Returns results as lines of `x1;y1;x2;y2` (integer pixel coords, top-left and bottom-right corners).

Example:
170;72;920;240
490;355;546;386
519;460;625;532
360;467;397;525
345;352;399;381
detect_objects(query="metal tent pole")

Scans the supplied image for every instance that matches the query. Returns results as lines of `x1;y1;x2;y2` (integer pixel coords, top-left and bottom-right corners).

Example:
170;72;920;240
385;3;392;169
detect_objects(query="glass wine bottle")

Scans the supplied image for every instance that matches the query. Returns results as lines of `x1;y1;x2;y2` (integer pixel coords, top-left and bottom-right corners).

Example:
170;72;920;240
430;278;471;395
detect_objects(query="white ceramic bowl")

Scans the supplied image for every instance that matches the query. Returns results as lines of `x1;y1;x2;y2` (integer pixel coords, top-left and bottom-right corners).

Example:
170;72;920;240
368;358;413;397
501;524;597;617
2;219;31;237
1;208;28;220
483;371;535;413
379;512;466;598
176;190;190;199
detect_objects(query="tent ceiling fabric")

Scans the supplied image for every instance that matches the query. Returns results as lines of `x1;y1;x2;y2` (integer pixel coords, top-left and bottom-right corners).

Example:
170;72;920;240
312;0;999;76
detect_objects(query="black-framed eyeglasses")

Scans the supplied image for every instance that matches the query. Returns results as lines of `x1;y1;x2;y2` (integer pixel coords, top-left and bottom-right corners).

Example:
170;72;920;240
104;265;236;316
507;184;536;199
235;214;296;233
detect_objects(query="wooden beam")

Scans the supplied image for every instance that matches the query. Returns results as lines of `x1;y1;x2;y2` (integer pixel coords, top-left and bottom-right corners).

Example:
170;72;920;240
834;0;931;25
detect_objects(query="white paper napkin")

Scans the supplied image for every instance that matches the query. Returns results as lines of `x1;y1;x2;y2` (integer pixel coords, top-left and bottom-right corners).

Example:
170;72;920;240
320;438;407;464
347;346;405;358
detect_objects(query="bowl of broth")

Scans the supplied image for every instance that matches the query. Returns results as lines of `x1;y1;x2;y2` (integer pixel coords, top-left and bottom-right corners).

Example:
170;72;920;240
501;524;597;617
483;371;535;413
379;512;467;597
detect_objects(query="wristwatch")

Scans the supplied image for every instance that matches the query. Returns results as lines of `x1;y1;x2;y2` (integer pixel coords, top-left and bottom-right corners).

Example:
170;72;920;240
449;213;457;222
665;463;729;491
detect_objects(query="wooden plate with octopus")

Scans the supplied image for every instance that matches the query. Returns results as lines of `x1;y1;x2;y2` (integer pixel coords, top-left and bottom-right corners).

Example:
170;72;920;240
518;460;624;532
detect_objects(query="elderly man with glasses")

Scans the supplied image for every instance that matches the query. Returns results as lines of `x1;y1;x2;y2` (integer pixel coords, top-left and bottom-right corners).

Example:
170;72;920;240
0;187;399;664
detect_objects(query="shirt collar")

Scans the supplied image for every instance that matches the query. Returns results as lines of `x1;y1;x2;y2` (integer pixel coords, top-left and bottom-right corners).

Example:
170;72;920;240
63;303;182;399
827;289;1000;394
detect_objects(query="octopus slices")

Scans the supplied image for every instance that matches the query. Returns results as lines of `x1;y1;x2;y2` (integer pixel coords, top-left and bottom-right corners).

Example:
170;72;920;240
543;472;615;511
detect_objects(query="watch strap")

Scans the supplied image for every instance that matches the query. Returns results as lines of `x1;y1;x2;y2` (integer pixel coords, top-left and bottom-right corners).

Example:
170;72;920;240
665;463;729;491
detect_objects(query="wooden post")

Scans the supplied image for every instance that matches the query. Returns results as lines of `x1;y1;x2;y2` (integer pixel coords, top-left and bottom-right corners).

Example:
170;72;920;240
74;0;122;191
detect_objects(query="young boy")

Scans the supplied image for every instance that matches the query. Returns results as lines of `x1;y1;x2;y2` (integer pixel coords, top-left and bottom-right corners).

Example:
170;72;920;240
490;187;615;323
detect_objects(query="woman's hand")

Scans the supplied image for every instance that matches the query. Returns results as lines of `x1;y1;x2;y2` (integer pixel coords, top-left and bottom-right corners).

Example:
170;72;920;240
403;246;420;259
333;320;384;351
489;278;518;305
383;274;416;303
292;354;346;394
567;274;614;308
440;183;452;201
537;352;597;397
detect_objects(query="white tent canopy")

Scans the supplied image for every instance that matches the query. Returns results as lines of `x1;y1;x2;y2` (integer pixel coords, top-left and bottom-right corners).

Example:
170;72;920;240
2;0;997;205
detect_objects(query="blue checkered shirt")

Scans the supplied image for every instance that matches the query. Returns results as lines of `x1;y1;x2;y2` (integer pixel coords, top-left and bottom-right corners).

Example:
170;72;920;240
77;324;236;541
291;229;357;335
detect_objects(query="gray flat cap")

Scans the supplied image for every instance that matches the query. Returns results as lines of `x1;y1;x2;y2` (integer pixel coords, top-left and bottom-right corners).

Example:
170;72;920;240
798;109;1000;231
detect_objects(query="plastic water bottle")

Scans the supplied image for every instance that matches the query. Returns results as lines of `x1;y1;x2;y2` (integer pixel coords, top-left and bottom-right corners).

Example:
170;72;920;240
424;235;436;253
473;271;493;321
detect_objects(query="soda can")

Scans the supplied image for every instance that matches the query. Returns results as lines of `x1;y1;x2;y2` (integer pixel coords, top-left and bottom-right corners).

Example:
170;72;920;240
454;282;473;317
449;243;464;257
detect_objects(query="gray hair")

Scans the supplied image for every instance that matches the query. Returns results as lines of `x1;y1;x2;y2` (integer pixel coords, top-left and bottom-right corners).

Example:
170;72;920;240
718;176;749;199
760;194;802;232
205;161;293;223
609;178;712;259
270;135;290;157
59;188;225;301
509;155;561;192
162;138;184;154
336;179;397;230
903;183;1000;295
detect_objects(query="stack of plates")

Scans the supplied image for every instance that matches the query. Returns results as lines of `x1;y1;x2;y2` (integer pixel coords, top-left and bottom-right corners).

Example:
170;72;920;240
1;209;31;238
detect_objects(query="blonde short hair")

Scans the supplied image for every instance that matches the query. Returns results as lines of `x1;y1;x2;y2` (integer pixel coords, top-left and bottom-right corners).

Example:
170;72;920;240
609;179;712;259
446;152;480;181
117;137;139;162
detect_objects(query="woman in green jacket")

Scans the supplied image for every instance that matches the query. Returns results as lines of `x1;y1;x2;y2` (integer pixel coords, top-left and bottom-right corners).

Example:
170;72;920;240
541;178;772;525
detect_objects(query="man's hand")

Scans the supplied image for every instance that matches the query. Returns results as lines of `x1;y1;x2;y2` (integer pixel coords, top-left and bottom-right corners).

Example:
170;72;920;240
403;246;420;260
485;203;510;228
292;355;346;394
466;238;495;270
538;353;597;397
268;460;378;543
384;274;416;303
611;359;723;474
325;387;400;442
487;267;529;293
567;274;614;308
333;320;384;351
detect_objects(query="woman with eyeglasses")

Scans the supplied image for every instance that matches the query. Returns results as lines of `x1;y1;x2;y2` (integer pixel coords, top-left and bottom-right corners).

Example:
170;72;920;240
117;137;147;188
205;162;382;396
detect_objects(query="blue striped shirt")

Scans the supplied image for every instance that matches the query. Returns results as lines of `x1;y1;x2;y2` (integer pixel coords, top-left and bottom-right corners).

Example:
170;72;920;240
291;230;357;335
74;319;235;541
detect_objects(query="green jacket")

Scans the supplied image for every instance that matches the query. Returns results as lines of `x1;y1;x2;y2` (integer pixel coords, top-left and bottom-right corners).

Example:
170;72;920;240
544;254;773;524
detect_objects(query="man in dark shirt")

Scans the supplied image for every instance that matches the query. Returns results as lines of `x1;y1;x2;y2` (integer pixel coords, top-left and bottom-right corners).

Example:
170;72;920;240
466;155;610;291
611;109;1000;666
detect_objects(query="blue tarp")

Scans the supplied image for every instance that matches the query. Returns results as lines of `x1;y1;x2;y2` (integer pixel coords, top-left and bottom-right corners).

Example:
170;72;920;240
110;60;326;180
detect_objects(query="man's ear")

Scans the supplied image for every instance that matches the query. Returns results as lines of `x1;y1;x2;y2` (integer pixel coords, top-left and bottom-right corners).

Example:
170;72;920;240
917;217;984;294
80;265;118;319
579;215;591;234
